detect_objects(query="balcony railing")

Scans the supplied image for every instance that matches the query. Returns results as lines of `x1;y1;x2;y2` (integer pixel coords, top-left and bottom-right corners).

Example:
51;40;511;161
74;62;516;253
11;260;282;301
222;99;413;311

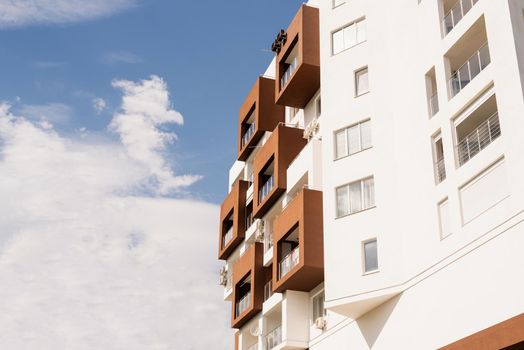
280;56;299;89
266;325;282;349
435;158;446;183
259;175;274;204
457;112;500;166
264;280;273;301
279;246;300;280
429;92;439;116
235;291;251;317
448;43;490;98
246;213;254;231
222;227;233;248
264;231;273;253
442;0;479;35
242;123;256;148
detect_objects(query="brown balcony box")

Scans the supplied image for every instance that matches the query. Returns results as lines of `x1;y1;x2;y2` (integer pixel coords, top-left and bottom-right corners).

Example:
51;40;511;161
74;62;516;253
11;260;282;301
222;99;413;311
253;124;307;218
272;189;324;293
231;243;265;329
274;5;320;109
238;76;285;162
218;180;249;260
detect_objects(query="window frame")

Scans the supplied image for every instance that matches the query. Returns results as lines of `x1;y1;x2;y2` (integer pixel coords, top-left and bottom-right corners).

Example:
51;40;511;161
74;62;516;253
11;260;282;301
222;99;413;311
331;17;367;56
355;66;370;97
332;0;346;9
333;119;372;161
335;176;376;219
362;238;379;274
311;290;327;323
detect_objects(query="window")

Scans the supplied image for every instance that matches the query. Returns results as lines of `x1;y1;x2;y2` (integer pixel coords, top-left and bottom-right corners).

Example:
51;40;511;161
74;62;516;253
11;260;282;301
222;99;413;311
438;198;451;239
336;177;375;218
333;0;345;8
312;291;326;321
432;132;446;184
363;239;379;273
334;120;372;159
316;96;321;118
355;67;369;96
332;18;367;55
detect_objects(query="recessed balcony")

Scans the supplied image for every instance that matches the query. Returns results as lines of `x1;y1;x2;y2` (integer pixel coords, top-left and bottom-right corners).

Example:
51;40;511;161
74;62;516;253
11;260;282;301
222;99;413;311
441;0;479;36
273;5;320;108
253;124;307;218
272;189;323;293
219;180;250;260
231;243;266;329
238;77;285;162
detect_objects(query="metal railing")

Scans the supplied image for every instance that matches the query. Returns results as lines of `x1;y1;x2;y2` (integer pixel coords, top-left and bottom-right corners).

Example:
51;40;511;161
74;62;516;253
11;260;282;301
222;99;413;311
235;291;251;317
266;325;282;349
222;227;233;248
442;0;479;35
434;158;446;183
259;175;274;203
279;246;300;279
457;112;500;166
264;280;273;302
429;92;439;116
448;43;490;98
242;123;256;148
280;56;299;89
264;231;273;253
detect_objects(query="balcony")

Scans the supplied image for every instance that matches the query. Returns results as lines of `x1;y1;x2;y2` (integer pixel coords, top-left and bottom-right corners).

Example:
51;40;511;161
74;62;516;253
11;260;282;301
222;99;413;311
457;112;500;166
441;0;479;36
272;189;323;293
265;325;282;349
273;5;320;108
253;124;307;218
231;243;265;328
448;43;490;98
219;180;250;260
238;77;285;161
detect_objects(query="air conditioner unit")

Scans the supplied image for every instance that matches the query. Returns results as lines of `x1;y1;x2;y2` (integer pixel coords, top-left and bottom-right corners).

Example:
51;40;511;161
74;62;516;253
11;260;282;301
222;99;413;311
219;267;227;286
314;317;327;330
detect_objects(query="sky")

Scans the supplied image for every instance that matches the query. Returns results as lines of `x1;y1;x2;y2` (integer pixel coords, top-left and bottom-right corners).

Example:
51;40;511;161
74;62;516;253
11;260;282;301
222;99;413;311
0;0;303;349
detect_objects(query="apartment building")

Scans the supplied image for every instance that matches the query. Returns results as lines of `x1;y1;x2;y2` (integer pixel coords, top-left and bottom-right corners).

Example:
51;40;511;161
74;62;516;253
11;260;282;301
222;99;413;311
218;0;524;349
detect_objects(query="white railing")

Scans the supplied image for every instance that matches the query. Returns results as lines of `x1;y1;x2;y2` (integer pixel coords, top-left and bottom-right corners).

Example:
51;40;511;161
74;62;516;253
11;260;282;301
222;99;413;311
264;280;273;301
242;123;256;148
245;212;254;231
280;56;299;89
429;92;439;116
259;175;274;203
266;325;282;349
279;246;300;279
434;158;446;183
457;112;500;166
442;0;479;35
235;291;251;317
222;227;233;248
264;231;273;253
448;43;490;98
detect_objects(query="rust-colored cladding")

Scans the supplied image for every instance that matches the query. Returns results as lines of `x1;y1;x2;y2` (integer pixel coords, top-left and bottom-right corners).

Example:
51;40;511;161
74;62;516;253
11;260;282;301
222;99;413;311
439;313;524;350
275;5;320;108
234;331;240;350
272;189;324;293
237;76;285;161
218;180;249;260
253;124;307;218
231;243;265;329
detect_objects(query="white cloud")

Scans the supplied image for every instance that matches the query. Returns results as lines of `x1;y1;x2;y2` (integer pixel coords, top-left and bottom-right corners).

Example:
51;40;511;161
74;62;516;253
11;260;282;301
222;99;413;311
99;51;143;65
110;75;200;195
17;102;73;124
0;78;231;348
93;97;107;114
0;0;136;28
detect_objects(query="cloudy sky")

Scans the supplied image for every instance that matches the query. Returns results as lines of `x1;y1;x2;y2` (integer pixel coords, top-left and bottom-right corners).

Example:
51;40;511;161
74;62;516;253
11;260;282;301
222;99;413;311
0;0;302;349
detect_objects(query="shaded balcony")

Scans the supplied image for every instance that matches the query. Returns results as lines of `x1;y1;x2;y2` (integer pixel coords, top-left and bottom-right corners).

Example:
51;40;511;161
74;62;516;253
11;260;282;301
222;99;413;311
218;180;249;260
441;0;479;36
273;5;320;108
272;189;323;293
238;77;285;161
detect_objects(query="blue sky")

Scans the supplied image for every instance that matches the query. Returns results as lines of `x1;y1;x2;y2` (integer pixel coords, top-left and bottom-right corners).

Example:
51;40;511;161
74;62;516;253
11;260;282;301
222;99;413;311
0;0;303;203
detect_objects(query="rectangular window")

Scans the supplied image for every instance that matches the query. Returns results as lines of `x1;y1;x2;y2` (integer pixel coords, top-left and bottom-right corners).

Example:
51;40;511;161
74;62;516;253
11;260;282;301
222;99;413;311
355;67;369;96
333;0;345;8
332;18;367;55
363;239;379;273
334;119;372;159
438;198;451;239
335;177;375;218
312;291;326;321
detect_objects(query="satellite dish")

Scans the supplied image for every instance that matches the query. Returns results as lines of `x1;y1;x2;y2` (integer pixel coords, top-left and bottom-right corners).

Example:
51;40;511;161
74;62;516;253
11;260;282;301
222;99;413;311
249;325;261;337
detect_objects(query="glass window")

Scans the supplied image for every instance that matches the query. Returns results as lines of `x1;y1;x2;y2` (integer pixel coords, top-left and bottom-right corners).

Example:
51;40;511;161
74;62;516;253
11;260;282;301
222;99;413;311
343;24;357;50
356;67;369;96
335;129;348;159
362;177;375;208
332;18;367;55
356;19;367;43
312;291;326;321
334;120;372;159
336;186;349;217
336;177;375;218
347;124;361;155
363;239;379;273
360;120;372;150
332;29;344;55
438;199;451;239
348;182;362;213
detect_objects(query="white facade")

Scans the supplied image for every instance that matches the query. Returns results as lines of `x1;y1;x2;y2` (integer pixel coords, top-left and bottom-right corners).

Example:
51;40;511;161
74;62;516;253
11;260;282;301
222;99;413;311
222;0;524;349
